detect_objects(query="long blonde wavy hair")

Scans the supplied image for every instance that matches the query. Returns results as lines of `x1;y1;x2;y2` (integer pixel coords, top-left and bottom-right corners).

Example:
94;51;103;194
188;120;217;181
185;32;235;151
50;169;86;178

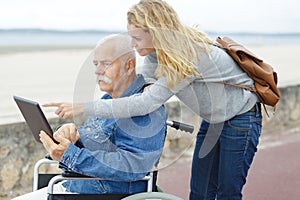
127;0;214;88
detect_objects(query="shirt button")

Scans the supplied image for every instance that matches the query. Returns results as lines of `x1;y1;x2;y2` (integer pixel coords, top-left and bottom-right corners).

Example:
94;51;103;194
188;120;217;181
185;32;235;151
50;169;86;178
94;133;99;139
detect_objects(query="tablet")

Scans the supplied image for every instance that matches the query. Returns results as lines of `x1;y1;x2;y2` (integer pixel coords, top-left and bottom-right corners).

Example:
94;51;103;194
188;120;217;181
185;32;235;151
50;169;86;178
13;96;57;144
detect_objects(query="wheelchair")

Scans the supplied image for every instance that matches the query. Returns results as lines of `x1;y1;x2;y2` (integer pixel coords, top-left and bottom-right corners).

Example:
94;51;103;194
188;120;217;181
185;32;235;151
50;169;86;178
33;120;194;200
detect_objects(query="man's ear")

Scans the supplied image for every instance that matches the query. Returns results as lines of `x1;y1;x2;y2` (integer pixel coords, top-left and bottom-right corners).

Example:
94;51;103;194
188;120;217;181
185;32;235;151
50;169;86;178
125;58;136;73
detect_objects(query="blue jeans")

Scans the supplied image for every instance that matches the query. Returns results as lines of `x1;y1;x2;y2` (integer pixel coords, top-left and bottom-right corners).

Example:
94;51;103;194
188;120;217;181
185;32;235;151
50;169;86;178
190;103;262;200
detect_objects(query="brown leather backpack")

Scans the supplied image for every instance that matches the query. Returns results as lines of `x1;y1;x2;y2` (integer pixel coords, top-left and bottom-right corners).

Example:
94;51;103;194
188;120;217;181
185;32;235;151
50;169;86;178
216;36;280;115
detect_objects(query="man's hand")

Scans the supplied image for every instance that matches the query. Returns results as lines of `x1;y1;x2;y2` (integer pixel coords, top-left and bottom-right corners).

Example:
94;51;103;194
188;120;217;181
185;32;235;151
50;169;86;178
56;123;80;144
40;123;80;161
40;130;70;161
43;102;84;119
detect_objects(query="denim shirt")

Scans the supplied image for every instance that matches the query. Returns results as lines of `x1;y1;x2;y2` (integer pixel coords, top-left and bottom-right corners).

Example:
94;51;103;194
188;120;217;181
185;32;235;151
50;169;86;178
61;74;167;194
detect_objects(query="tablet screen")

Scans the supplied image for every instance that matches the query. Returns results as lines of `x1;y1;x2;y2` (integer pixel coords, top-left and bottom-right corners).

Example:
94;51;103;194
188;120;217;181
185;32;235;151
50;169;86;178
13;96;57;144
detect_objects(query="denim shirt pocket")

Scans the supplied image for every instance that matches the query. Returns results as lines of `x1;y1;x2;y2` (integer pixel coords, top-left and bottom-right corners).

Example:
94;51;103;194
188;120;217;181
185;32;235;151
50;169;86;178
79;118;116;151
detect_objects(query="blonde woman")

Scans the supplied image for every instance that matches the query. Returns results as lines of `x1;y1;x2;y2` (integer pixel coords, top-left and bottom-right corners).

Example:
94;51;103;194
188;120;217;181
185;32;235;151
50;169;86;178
48;0;262;199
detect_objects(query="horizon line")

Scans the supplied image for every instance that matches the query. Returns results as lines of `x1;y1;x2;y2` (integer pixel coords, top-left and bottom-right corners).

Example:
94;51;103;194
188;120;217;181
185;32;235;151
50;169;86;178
1;28;300;36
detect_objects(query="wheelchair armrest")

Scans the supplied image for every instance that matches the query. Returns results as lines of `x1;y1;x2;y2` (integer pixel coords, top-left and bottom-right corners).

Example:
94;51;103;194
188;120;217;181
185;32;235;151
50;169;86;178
47;173;154;194
47;174;103;194
33;158;58;191
62;171;93;178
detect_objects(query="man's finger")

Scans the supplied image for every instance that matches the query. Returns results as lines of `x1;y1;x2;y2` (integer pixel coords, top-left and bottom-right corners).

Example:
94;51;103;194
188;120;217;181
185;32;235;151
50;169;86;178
69;125;79;143
41;131;69;161
40;131;56;152
54;133;70;147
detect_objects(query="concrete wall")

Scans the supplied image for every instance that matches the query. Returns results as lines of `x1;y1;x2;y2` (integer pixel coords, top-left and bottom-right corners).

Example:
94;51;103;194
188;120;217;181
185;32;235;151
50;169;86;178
263;85;300;128
0;118;69;195
0;84;299;196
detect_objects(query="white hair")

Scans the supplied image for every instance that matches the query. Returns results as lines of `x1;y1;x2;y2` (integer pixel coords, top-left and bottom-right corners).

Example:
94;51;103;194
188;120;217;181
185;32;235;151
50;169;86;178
96;34;136;63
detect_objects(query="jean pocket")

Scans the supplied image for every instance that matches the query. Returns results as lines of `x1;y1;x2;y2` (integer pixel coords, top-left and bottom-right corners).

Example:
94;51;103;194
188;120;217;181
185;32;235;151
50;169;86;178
227;114;251;131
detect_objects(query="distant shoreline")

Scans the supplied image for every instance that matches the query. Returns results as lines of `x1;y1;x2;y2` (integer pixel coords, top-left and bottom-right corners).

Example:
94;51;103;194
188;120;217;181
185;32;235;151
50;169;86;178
1;43;300;55
1;28;300;35
1;28;300;47
0;45;92;54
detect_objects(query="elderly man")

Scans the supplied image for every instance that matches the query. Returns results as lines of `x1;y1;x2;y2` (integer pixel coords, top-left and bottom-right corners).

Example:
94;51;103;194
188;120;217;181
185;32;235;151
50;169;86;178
13;34;166;199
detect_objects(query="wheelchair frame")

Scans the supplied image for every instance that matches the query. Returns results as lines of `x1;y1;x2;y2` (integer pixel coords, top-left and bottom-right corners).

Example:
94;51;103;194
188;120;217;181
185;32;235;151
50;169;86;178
32;120;193;199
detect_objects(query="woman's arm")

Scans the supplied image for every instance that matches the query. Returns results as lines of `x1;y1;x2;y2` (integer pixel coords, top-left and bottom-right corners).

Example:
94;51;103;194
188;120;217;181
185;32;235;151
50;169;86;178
84;77;192;118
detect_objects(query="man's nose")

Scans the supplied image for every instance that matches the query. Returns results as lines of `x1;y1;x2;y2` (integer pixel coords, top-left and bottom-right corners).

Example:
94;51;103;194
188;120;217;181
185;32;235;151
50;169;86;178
95;65;105;75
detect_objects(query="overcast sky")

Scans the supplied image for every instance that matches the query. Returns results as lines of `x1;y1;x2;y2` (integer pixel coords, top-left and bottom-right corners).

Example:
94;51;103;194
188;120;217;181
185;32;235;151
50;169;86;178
0;0;299;33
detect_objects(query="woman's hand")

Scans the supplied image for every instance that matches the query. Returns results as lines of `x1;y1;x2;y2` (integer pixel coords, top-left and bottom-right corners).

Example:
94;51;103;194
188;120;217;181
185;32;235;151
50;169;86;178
43;102;84;119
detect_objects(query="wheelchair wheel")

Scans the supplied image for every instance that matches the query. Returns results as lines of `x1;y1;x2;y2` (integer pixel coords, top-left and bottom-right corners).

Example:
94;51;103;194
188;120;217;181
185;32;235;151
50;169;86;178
122;192;183;200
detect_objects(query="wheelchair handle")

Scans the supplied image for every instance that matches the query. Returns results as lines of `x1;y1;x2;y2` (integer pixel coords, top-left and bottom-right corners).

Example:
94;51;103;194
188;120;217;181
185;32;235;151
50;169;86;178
166;120;194;133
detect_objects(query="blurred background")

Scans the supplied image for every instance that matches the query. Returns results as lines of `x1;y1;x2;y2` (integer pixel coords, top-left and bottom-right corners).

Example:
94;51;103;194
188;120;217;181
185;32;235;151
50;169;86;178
0;0;300;199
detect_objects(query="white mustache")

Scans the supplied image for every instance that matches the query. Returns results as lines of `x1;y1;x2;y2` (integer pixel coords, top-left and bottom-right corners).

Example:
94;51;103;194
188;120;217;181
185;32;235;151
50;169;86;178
96;75;112;84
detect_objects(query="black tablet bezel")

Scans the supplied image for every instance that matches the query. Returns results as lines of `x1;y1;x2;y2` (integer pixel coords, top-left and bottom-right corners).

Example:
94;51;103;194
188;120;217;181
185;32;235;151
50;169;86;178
13;96;56;143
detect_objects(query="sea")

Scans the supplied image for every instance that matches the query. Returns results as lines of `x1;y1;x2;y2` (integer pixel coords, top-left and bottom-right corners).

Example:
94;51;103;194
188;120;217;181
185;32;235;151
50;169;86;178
1;28;300;46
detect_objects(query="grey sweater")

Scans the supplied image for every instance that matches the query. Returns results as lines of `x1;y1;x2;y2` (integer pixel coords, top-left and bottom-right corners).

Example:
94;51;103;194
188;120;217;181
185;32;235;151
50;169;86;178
85;44;257;123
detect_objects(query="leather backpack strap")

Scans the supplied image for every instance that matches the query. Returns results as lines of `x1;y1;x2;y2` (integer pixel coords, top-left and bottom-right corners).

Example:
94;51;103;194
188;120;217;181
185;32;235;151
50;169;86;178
222;82;256;92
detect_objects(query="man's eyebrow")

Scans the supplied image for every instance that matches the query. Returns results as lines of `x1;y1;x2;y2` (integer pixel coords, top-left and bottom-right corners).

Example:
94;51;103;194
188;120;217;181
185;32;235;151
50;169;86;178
94;58;110;61
93;59;112;63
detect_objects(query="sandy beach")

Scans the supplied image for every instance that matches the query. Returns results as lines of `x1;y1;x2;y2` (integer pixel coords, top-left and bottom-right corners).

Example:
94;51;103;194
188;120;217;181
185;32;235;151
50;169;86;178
0;47;91;124
1;44;300;124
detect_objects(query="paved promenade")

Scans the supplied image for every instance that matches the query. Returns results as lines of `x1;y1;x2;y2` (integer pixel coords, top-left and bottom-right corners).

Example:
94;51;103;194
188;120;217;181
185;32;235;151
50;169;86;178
157;129;300;200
